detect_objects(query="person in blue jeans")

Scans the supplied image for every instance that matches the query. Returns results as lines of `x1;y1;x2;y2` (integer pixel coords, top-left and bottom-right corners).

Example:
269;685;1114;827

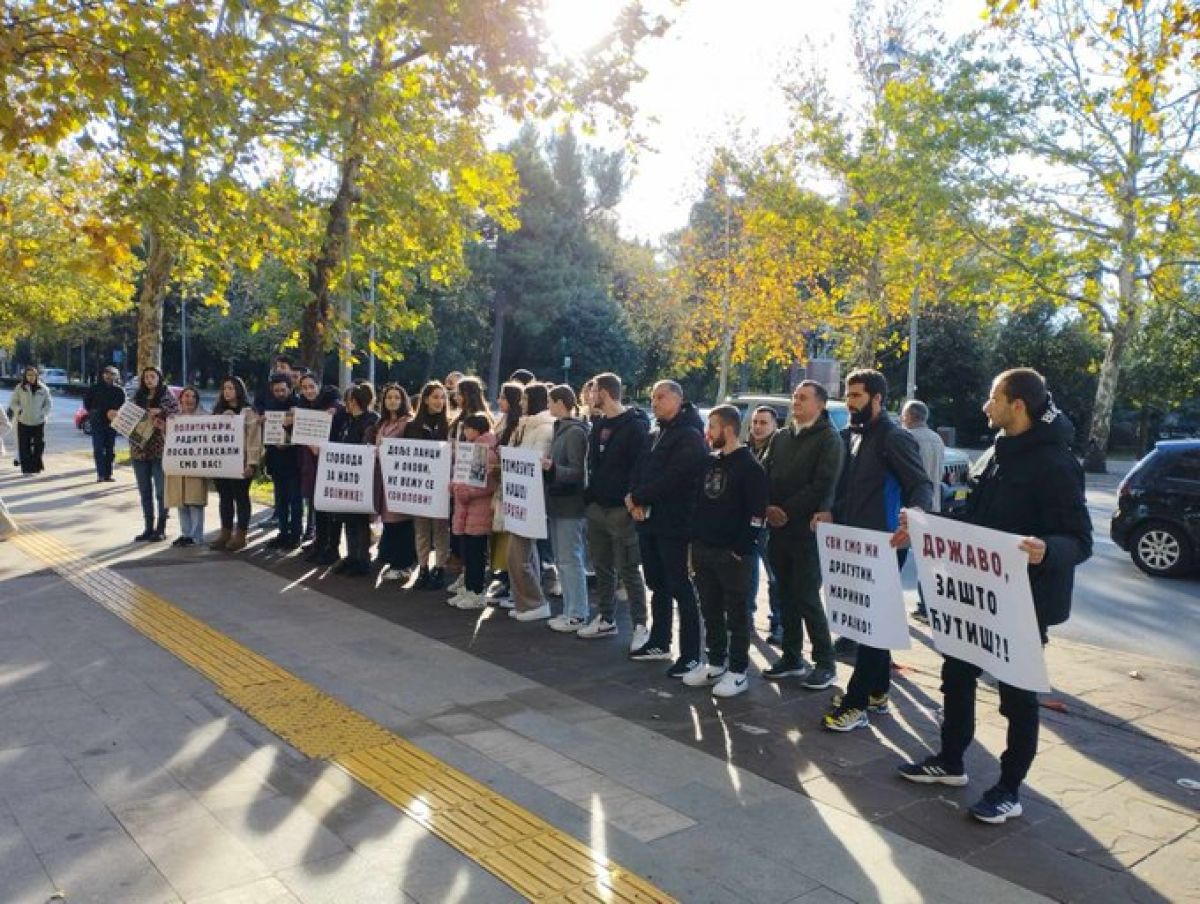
84;365;125;482
542;385;590;632
129;367;179;542
746;405;782;643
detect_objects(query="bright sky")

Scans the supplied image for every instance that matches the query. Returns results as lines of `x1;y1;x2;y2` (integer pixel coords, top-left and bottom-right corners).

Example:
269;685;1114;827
541;0;989;242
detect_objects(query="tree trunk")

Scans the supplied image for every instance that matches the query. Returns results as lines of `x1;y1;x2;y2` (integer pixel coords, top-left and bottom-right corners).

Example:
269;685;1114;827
714;323;734;404
136;227;174;372
1085;256;1138;473
300;150;364;374
488;295;507;402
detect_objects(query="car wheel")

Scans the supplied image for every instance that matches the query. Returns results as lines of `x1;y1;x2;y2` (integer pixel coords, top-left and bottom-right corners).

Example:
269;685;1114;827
1130;522;1194;577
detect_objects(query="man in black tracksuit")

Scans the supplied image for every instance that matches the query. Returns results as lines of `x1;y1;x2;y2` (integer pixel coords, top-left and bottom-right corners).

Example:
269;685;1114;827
581;372;651;643
684;405;769;698
762;381;845;688
262;374;303;549
899;368;1091;825
823;369;933;732
627;380;708;676
83;365;126;482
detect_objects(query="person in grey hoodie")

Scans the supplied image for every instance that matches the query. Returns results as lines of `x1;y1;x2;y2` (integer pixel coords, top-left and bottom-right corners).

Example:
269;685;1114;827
11;366;52;475
543;385;590;632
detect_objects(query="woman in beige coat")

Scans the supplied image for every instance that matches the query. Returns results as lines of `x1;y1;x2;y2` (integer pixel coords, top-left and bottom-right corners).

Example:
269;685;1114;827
166;387;209;547
208;376;263;552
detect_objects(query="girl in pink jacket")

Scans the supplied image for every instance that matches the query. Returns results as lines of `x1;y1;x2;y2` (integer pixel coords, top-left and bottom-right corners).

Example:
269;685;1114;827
448;414;499;610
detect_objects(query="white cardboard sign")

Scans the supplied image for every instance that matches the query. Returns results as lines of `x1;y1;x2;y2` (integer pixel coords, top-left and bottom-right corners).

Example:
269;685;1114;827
314;442;377;514
262;410;288;446
291;408;333;446
500;446;547;539
908;510;1051;693
163;414;245;479
816;522;911;650
112;401;147;438
378;438;451;518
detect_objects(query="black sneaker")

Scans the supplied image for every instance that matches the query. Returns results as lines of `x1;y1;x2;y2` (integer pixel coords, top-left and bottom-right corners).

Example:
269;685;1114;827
666;658;701;679
763;658;811;679
898;755;969;787
969;785;1023;824
800;665;836;690
629;644;673;662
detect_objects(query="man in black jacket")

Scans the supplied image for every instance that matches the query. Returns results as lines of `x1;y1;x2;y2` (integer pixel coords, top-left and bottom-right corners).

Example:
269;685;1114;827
763;382;845;688
684;405;768;698
899;368;1092;825
580;372;651;646
263;374;303;549
822;369;933;732
83;365;126;482
626;380;708;676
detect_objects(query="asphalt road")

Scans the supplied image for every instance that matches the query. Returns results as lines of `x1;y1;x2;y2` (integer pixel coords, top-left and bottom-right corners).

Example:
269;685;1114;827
5;387;1198;667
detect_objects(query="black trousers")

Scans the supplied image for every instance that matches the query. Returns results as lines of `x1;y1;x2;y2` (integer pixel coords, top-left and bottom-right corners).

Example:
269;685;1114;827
841;549;908;707
379;521;417;570
691;541;753;673
462;534;488;593
768;533;833;668
940;655;1040;796
341;514;372;564
215;478;252;530
17;422;45;473
640;532;700;661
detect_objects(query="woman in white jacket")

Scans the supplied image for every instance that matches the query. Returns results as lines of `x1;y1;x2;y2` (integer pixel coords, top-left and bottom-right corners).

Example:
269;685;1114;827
11;366;52;475
507;383;556;621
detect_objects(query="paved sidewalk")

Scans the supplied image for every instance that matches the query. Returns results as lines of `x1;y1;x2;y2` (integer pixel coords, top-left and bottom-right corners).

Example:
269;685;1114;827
2;455;1197;903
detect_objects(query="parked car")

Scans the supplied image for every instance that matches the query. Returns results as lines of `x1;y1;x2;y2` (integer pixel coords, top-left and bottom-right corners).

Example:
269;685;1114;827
727;393;851;434
941;447;972;514
41;367;69;388
1110;439;1200;577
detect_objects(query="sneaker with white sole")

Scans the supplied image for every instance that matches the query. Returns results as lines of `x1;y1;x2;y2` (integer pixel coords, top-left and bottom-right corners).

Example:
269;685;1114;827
448;574;465;594
682;663;727;687
969;785;1023;824
897;755;969;787
577;616;617;639
822;707;868;732
629;643;673;662
712;671;749;698
452;591;487;610
381;568;411;583
510;604;551;622
629;623;650;652
548;615;586;632
666;657;702;679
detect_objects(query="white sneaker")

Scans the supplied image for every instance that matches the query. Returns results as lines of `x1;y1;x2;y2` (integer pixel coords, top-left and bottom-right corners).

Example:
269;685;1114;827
448;574;465;594
548;615;586;632
510;604;551;621
577;615;618;639
452;591;487;610
381;568;410;583
629;623;650;652
682;663;727;687
446;590;469;607
712;671;749;698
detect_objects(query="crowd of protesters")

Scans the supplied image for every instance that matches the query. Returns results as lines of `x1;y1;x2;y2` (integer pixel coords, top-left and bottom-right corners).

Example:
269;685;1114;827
7;357;1091;826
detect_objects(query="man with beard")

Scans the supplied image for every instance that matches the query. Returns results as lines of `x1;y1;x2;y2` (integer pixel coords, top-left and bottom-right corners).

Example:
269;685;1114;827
747;406;783;644
821;369;932;732
627;380;708;676
898;369;1091;824
682;405;768;698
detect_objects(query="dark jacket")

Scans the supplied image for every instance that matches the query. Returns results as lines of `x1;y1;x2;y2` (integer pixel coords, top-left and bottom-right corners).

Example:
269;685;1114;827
262;393;299;479
629;402;707;538
693;445;768;555
83;381;126;430
835;413;934;532
956;405;1092;629
545;417;589;519
404;413;449;442
763;412;844;541
585;406;650;508
338;410;380;446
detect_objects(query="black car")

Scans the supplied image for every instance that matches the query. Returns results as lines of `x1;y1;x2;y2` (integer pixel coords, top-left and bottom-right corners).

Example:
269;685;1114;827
1111;440;1200;577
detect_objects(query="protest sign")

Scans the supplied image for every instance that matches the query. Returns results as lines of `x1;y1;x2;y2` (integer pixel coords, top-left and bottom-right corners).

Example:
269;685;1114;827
500;446;547;539
452;441;489;489
291;408;333;446
112;400;147;438
816;522;911;649
314;442;377;513
908;510;1050;692
378;438;451;518
262;410;288;446
163;414;245;478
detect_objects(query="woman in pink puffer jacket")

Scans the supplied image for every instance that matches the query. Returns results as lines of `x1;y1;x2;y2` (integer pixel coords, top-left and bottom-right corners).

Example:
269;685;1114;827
448;415;499;609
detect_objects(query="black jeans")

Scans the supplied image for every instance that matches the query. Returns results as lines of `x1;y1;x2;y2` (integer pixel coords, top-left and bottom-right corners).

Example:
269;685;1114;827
341;514;371;564
940;655;1040;796
17;422;44;473
841;548;908;707
379;521;417;570
462;534;488;593
215;478;252;530
769;533;833;668
271;470;303;539
640;532;700;661
691;541;753;673
91;423;116;479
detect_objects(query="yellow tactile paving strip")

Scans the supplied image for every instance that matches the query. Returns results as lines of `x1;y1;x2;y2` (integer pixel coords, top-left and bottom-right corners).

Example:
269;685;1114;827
12;525;674;903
